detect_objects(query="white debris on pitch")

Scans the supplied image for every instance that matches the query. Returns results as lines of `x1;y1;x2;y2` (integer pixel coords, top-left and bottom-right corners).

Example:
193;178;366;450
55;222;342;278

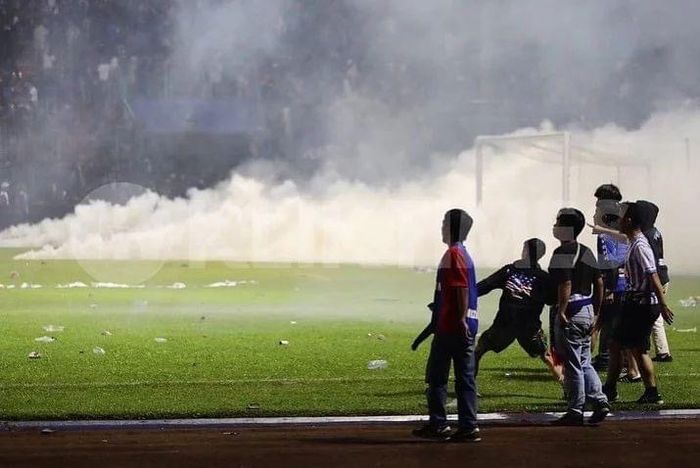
56;282;88;289
367;359;388;370
679;297;698;307
92;282;130;288
28;351;42;359
674;327;697;333
165;282;186;289
101;330;113;336
154;337;168;343
279;340;289;346
43;325;64;332
290;321;297;325
92;346;106;355
205;280;257;288
34;336;56;343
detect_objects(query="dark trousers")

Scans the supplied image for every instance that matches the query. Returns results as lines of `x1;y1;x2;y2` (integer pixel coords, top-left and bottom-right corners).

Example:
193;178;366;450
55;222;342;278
595;294;623;363
426;333;478;430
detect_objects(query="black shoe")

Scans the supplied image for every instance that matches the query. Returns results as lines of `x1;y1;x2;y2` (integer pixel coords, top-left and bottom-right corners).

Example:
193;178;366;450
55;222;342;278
450;427;481;443
618;373;642;383
636;390;664;405
652;354;673;363
588;403;611;425
412;424;452;441
602;384;618;403
551;412;584;426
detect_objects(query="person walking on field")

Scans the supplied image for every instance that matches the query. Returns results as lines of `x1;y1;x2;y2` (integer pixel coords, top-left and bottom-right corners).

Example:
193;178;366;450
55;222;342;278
549;208;610;426
412;209;480;442
602;202;674;405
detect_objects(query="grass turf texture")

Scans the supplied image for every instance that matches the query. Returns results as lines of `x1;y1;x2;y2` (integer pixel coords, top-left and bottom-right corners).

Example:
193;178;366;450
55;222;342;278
0;248;698;420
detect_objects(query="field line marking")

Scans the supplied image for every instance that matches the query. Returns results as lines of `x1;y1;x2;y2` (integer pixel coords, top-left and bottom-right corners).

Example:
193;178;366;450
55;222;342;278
3;409;699;430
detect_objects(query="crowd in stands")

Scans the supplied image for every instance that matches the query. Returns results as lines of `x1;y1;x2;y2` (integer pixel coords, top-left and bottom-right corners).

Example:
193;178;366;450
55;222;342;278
0;0;377;228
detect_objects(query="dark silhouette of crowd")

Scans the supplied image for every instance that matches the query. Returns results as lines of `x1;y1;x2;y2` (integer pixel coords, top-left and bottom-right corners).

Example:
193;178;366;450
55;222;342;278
0;0;373;229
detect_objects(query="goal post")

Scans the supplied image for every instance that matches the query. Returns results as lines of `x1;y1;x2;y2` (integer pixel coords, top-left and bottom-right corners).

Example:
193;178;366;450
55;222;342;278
473;131;650;206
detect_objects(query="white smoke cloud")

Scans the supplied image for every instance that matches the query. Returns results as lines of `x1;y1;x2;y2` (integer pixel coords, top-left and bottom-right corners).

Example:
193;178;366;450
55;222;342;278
2;108;698;274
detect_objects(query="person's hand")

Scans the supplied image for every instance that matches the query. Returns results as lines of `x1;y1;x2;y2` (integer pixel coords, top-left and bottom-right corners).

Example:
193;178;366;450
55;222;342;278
558;311;569;327
459;320;470;339
661;304;674;325
592;316;603;333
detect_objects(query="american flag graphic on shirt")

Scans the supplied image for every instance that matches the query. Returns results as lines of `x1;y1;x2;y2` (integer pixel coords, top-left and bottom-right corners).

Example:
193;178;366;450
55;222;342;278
504;270;535;300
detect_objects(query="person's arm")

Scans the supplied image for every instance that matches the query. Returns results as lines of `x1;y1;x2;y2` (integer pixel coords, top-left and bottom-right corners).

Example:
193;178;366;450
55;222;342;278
592;276;605;332
650;271;674;325
557;280;572;326
476;266;507;297
588;223;628;243
411;323;434;350
455;286;469;337
411;303;436;350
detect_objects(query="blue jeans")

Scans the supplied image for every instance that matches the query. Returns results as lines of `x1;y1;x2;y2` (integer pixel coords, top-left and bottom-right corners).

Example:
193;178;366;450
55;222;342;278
426;334;478;430
554;304;608;414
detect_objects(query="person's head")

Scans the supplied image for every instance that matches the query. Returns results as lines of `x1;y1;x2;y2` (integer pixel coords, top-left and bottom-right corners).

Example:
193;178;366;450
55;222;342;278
553;208;585;242
594;184;622;227
635;200;659;231
442;209;473;245
619;201;644;235
521;238;546;266
594;184;622;202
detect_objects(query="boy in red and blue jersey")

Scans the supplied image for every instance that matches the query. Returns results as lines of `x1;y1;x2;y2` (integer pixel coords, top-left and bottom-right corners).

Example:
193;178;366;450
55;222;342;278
412;209;480;443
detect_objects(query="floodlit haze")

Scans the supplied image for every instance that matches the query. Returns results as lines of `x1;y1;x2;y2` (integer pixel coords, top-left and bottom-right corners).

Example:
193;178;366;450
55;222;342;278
1;1;699;273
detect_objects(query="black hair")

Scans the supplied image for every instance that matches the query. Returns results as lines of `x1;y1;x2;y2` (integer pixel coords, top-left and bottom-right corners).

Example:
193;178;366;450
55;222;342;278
621;201;644;229
445;209;473;243
556;207;586;238
594;184;622;201
524;238;546;267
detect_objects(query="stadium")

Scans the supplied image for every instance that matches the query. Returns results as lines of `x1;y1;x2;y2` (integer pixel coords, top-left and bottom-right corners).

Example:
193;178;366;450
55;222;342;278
0;1;699;466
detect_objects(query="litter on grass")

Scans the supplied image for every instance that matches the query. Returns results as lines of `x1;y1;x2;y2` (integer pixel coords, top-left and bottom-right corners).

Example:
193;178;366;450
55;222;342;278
34;336;56;343
279;340;289;346
367;359;388;370
674;327;697;333
28;351;42;359
206;280;238;288
56;282;88;289
679;297;697;307
290;321;297;325
43;325;64;332
154;337;168;343
92;346;106;355
246;403;260;410
92;282;131;288
101;330;112;336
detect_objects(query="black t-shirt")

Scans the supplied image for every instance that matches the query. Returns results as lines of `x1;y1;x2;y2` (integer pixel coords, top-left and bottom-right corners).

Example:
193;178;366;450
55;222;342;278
548;242;601;297
477;261;552;324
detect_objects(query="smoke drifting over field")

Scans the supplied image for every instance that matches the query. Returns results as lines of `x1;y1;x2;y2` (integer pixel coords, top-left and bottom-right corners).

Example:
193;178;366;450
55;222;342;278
2;108;699;273
2;1;700;274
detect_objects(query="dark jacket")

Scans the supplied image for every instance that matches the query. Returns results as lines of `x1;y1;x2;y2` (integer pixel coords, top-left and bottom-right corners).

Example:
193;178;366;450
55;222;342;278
636;200;670;284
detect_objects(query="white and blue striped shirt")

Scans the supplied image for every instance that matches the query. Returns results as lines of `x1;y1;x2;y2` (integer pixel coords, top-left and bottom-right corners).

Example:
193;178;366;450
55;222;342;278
625;233;658;304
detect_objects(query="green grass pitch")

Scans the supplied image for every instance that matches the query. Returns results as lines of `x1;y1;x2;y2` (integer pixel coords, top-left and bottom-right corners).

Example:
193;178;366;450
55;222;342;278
0;248;698;420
